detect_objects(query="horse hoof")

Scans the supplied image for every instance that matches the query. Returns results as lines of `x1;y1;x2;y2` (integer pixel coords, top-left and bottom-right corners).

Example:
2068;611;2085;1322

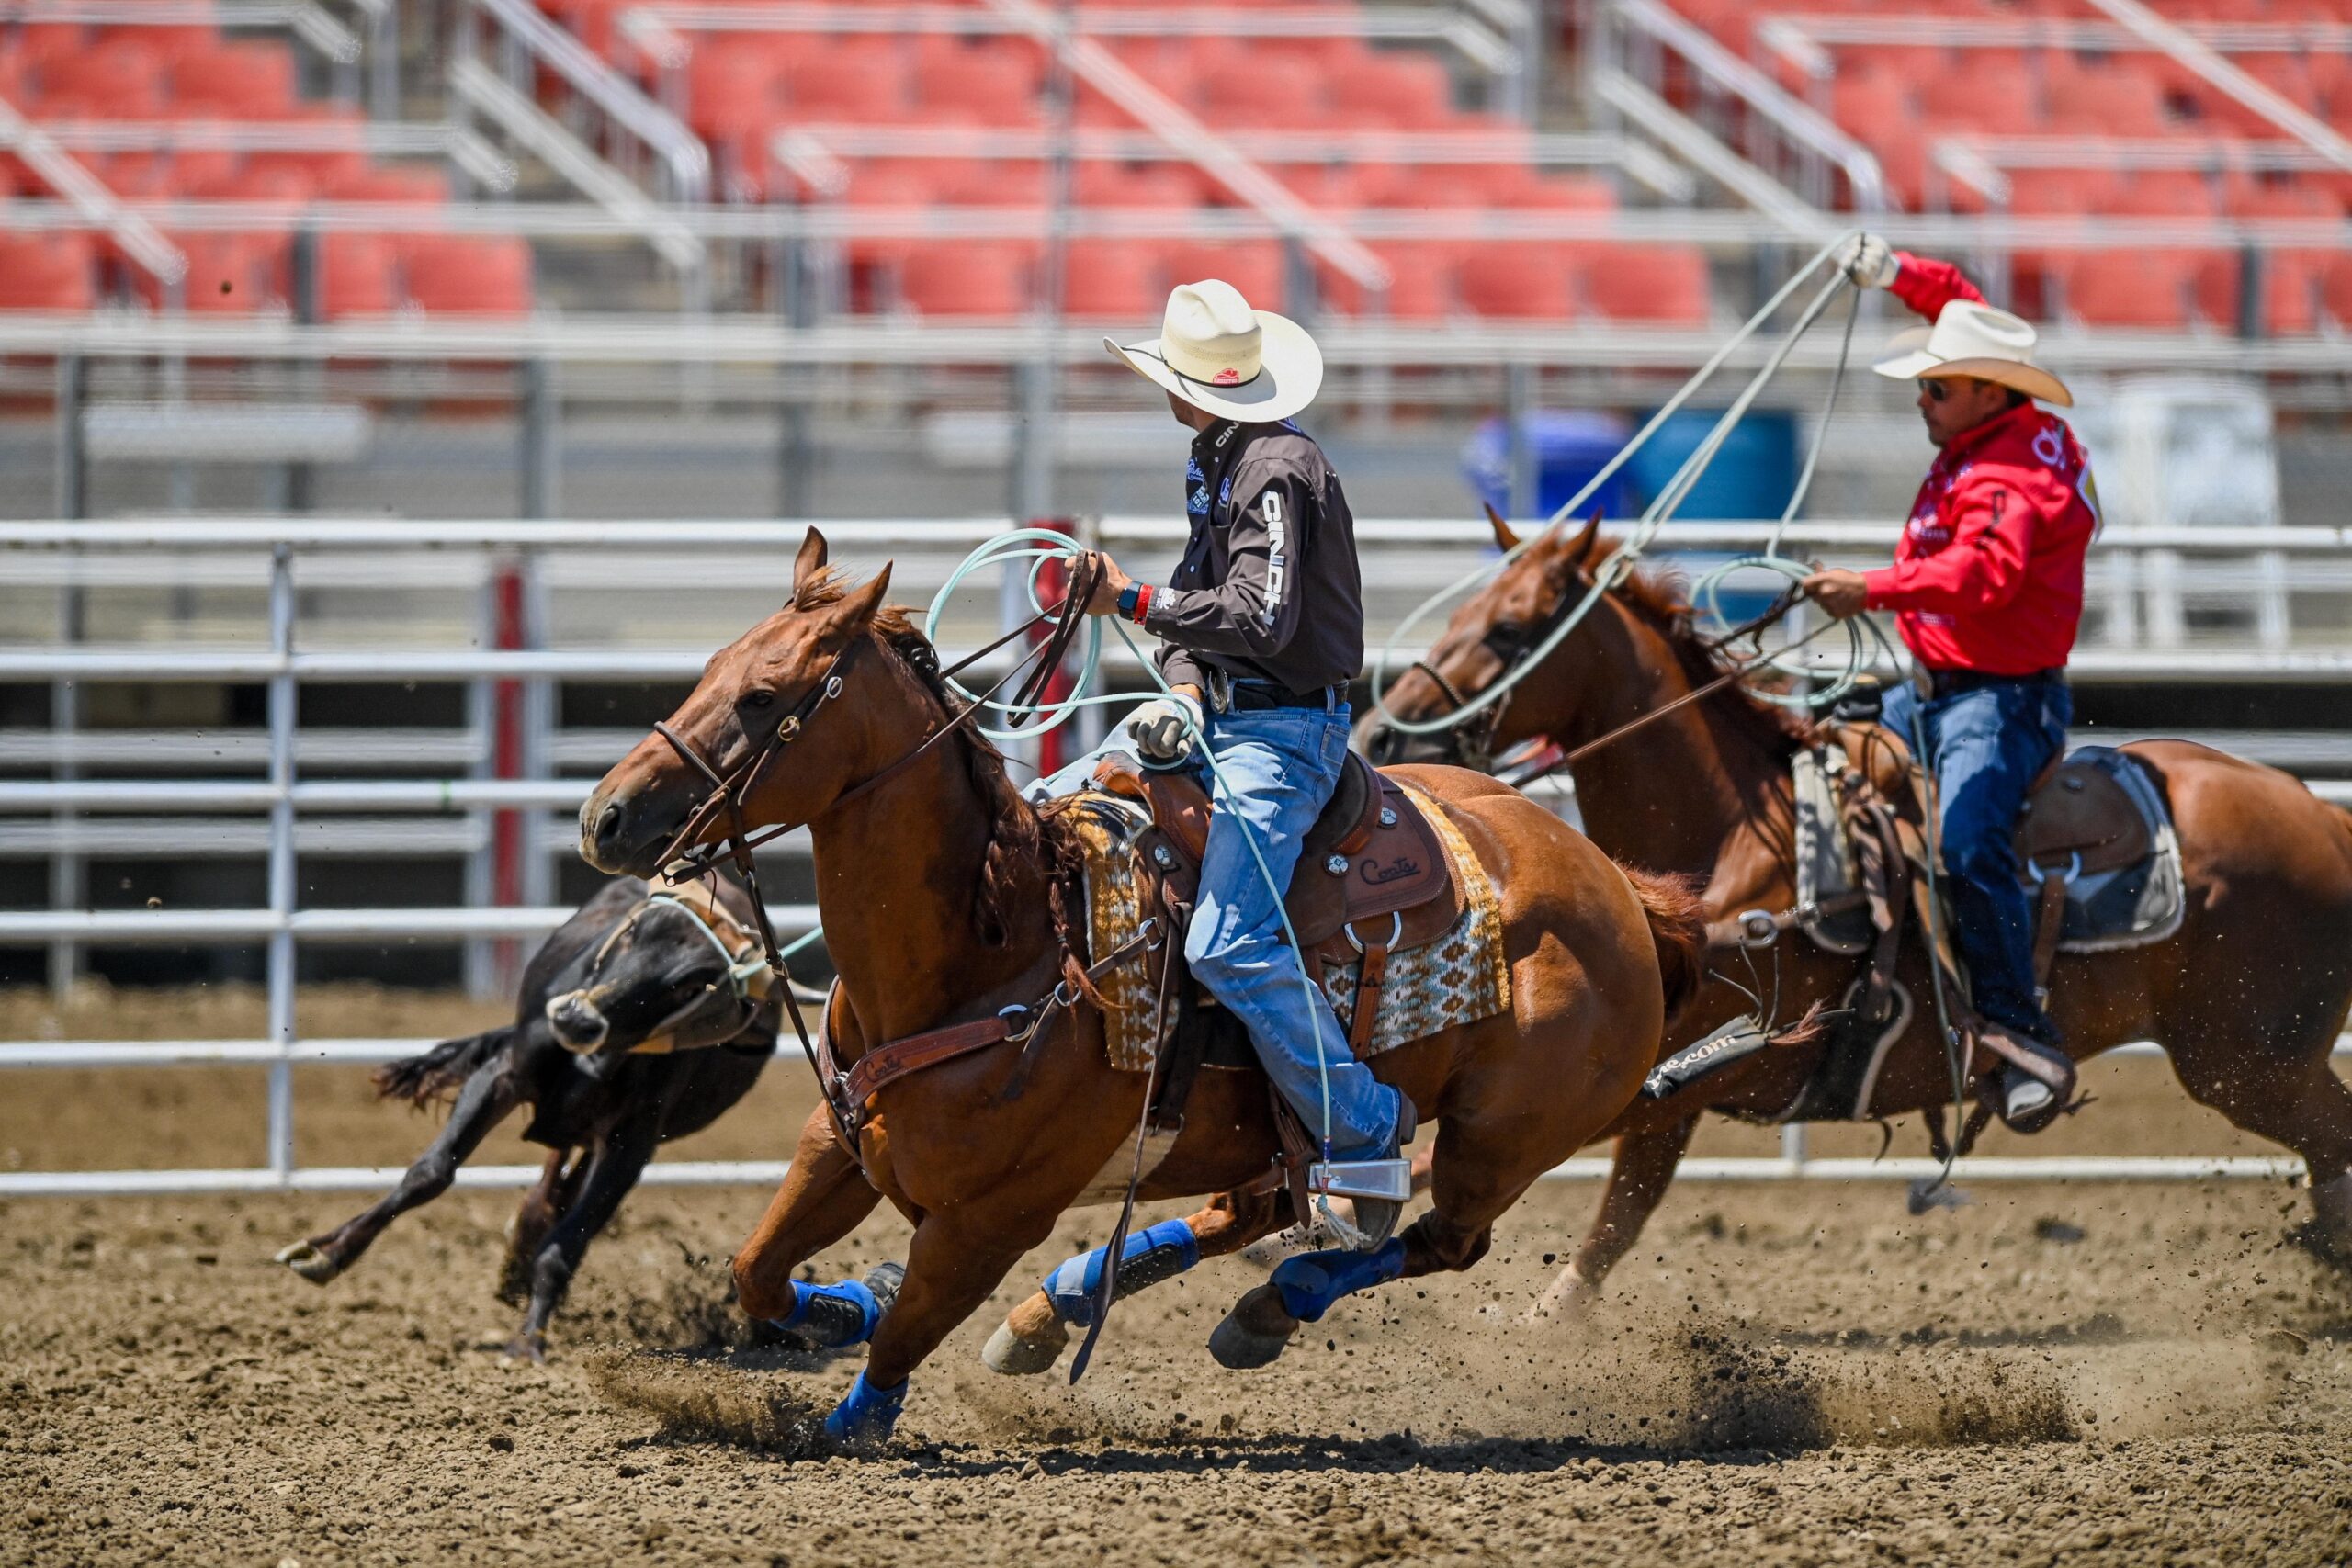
274;1241;339;1284
981;1292;1069;1376
1209;1283;1300;1371
1523;1263;1600;1325
501;1333;548;1365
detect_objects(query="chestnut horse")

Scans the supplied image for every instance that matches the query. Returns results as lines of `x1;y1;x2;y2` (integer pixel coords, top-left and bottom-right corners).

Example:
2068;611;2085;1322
1361;512;2352;1314
579;529;1702;1443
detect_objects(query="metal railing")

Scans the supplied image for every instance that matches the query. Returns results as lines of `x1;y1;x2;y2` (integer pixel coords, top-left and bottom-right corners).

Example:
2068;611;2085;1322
1599;0;1886;218
6;516;2352;1195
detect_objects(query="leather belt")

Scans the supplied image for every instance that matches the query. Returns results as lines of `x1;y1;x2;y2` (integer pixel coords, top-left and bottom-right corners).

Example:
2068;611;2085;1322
1226;679;1345;712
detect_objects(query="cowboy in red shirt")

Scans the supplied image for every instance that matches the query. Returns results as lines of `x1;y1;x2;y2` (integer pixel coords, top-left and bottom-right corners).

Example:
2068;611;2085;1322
1803;234;2098;1133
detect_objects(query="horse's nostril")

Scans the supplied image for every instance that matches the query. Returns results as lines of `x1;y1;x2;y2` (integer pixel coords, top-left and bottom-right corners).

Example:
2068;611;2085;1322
594;802;625;849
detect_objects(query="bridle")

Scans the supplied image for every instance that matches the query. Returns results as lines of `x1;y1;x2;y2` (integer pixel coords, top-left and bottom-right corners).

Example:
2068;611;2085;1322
631;556;1106;1149
1408;581;1806;782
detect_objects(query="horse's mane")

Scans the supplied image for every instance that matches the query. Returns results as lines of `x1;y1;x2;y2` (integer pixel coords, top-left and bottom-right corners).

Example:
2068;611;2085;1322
1606;558;1815;760
797;569;1083;948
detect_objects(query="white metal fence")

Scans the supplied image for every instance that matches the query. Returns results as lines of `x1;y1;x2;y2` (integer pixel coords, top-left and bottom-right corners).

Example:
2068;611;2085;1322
5;515;2348;1195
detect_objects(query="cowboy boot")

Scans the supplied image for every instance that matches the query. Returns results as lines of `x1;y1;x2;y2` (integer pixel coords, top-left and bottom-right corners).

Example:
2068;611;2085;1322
1339;1097;1418;1251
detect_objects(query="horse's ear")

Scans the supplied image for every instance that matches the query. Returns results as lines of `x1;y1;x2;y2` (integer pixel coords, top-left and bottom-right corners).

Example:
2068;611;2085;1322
791;527;829;601
1566;507;1603;569
1484;502;1520;553
817;563;893;644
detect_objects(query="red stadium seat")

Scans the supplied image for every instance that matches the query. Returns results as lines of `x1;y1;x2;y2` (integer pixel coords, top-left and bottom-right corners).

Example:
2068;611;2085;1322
2324;253;2352;330
328;165;452;205
2052;67;2171;137
40;37;166;113
0;232;96;311
1489;166;1617;210
2060;250;2196;329
1584;244;1711;324
913;43;1043;126
1328;54;1453;130
2007;169;2123;215
148;232;284;313
1161;241;1286;312
683;50;786;140
171;40;300;118
316;231;398;319
1062;242;1163;318
1318;243;1453;320
934;157;1047;207
2192;249;2325;335
899;241;1031;316
1919;59;2039;129
1197;54;1329;129
786;43;909;121
403;234;535;316
1076;161;1202;209
1457;244;1575;321
2105;171;2216;218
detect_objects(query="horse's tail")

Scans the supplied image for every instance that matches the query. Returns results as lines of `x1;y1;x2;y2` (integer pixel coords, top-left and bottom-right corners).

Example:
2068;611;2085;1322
373;1028;513;1107
1619;865;1708;1023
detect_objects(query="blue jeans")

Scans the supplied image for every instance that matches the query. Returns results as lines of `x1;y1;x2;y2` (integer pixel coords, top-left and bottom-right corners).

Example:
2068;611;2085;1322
1027;701;1404;1156
1880;675;2072;1042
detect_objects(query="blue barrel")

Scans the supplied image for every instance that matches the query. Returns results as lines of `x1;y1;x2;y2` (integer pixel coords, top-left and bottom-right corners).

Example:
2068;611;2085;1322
1461;411;1637;523
1624;408;1800;521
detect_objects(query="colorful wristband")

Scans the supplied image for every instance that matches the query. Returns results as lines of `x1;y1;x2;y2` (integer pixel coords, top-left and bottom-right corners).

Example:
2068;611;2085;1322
1131;583;1154;625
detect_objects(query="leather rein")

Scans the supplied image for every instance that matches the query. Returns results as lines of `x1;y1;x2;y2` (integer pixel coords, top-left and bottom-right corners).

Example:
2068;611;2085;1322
637;554;1114;1156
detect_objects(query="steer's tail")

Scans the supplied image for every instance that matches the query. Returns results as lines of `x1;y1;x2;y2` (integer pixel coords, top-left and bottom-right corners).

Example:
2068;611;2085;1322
373;1028;513;1106
1620;865;1708;1022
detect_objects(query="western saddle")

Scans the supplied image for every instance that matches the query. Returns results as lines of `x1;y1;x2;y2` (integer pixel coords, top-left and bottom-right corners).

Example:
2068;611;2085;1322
1090;750;1464;1053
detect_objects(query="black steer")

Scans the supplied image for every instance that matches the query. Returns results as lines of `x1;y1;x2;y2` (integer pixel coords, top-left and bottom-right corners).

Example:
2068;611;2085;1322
275;876;779;1359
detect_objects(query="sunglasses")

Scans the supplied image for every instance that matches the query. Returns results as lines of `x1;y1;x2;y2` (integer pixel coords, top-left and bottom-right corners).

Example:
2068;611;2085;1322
1917;378;1953;402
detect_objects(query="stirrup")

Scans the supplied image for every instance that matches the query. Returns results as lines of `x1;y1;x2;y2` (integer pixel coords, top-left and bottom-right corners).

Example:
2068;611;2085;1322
1306;1158;1412;1204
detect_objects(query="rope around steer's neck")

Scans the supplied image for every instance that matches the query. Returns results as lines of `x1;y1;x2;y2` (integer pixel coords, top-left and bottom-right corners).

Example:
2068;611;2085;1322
1366;234;1890;739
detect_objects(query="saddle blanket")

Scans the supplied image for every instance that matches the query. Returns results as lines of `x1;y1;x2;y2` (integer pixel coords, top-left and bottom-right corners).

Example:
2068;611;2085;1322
1067;783;1511;1073
1792;739;2183;958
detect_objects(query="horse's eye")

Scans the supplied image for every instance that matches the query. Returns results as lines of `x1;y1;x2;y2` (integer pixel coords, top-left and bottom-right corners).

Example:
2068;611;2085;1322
741;689;776;710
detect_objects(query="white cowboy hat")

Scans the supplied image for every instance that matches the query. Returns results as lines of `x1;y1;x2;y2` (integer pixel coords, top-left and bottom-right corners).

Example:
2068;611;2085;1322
1871;298;2073;408
1106;279;1324;424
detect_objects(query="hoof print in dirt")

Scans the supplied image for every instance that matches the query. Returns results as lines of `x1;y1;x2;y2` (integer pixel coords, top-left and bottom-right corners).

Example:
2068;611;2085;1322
273;1241;340;1284
1209;1283;1301;1370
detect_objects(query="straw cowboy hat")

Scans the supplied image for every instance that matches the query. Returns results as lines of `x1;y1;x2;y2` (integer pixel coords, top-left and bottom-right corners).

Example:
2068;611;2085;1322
1106;279;1324;424
1871;299;2073;408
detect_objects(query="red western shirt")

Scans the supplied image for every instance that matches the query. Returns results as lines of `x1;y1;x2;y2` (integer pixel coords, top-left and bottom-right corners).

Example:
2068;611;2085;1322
1860;254;2099;676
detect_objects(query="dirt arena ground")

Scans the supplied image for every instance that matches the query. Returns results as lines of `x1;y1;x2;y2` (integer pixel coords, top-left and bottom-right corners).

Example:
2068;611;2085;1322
6;985;2352;1566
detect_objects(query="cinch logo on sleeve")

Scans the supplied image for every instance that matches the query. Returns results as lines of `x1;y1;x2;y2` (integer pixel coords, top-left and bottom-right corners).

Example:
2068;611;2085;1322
1261;489;1288;627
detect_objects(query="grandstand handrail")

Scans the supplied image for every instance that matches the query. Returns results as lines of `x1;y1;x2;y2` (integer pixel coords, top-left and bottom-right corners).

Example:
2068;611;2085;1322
765;122;1699;202
1758;12;2352;65
1591;70;1826;234
447;58;704;275
1607;0;1887;214
980;0;1388;293
4;306;2348;370
28;118;520;193
5;195;2344;249
0;0;363;62
2080;0;2352;179
615;2;1520;76
457;0;710;205
0;97;184;288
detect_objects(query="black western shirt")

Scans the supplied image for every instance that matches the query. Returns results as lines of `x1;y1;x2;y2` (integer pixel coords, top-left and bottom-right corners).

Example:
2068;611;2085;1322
1143;418;1365;697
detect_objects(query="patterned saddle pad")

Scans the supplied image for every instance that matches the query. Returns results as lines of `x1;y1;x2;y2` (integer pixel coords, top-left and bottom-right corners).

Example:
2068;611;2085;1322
1066;784;1511;1073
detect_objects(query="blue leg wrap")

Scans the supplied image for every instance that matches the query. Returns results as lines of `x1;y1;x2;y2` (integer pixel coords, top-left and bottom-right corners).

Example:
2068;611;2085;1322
1041;1218;1201;1328
821;1370;908;1446
1269;1238;1407;1324
772;1276;884;1348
